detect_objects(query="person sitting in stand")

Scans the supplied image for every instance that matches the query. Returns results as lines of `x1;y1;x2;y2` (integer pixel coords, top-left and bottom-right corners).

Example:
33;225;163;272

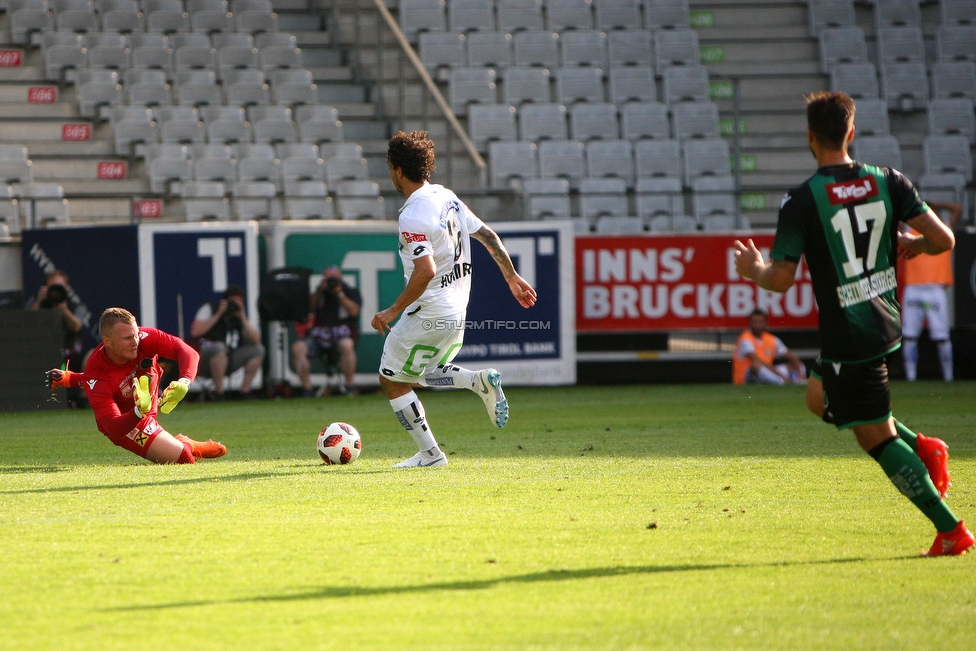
732;308;806;385
190;285;265;400
291;266;362;396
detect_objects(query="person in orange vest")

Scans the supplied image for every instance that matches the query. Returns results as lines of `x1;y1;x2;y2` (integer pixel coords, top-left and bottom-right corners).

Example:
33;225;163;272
901;200;961;382
732;308;806;385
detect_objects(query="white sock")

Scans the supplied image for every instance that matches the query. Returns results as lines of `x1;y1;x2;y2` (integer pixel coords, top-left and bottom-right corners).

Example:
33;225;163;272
902;339;918;381
390;391;439;454
418;363;476;391
937;340;953;382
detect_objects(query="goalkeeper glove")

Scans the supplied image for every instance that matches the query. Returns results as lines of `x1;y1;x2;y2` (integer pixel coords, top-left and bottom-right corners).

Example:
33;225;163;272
132;375;152;419
159;378;190;414
46;368;76;390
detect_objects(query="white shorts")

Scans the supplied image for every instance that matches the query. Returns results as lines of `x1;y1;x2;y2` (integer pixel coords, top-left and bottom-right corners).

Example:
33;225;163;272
379;309;465;382
902;284;950;340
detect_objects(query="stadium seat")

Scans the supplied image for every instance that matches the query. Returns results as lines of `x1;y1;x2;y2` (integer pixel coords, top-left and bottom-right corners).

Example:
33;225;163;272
11;7;53;45
570;102;619;141
146;10;189;34
609;66;656;104
201;105;245;123
193;156;236;183
298;119;344;146
56;10;99;33
236;10;278;35
649;213;697;232
830;62;880;99
253;119;297;145
226;81;271;107
249;105;291;123
502;66;551;105
238;157;281;190
88;46;131;72
923;135;973;182
208;120;253;144
514;30;560;67
217;45;260;79
560;29;607;68
0;185;21;236
498;0;545;32
175;45;216;71
102;9;144;33
222;68;265;86
519;103;568;141
256;32;298;50
662;64;710;105
237;143;277;160
555;66;604;104
881;62;928;111
671;101;720;140
643;0;690;30
18;183;69;229
654;28;699;75
692;175;735;221
0;159;32;185
931;62;976;101
148;156;191;192
161;119;206;145
607;30;653;67
874;0;920;29
44;41;85;81
182;180;230;220
325;156;369;185
936;26;976;63
928;99;976;143
399;0;447;41
621;101;669;140
190;10;234;34
851;135;903;170
449;0;495;32
594;0;641;31
522;177;571;219
333;180;385;220
488;140;538;189
79;79;123;119
190;144;232;160
940;0;976;27
178;81;224;107
260;47;302;71
284;181;333;219
546;0;593;31
294;104;338;124
132;46;174;74
681;138;730;186
420;32;467;80
213;33;254;49
233;181;278;219
538;140;586;187
918;172;968;221
274;83;318;109
449;67;497;115
877;27;925;65
580;177;628;220
636;177;684;220
586;139;634;186
594;215;642;234
468;104;518;150
270;68;314;88
853;98;890;136
701;214;739;232
818;27;868;72
317;143;361;160
634;138;682;179
115;118;159;156
466;31;514;71
282;157;325;187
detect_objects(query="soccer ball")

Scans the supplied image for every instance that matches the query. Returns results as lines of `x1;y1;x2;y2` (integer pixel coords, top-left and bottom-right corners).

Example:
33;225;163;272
317;422;362;465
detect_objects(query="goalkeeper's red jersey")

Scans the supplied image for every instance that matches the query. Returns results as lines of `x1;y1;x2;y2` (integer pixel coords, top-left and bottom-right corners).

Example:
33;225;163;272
82;327;199;444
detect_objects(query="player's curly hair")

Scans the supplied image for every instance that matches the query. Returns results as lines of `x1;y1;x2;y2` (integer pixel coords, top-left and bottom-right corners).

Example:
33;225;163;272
387;131;435;183
805;91;856;150
99;307;136;338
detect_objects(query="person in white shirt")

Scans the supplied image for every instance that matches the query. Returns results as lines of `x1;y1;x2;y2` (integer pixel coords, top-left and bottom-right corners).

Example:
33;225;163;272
372;131;537;468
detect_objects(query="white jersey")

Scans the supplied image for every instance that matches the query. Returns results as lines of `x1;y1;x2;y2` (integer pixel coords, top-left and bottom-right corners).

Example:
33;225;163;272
396;182;484;319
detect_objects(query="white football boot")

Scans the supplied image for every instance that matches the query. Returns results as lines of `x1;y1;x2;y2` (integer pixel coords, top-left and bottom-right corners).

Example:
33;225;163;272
393;449;448;468
474;369;509;428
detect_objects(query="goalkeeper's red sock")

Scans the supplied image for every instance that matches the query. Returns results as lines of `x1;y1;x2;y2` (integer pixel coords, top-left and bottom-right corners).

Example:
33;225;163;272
177;442;196;464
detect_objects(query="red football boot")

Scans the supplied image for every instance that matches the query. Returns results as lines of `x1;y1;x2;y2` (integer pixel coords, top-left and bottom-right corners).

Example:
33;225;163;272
924;521;975;557
175;434;227;459
916;433;950;498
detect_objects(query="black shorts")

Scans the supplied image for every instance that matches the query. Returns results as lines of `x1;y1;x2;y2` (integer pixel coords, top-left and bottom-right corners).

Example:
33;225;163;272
816;356;892;430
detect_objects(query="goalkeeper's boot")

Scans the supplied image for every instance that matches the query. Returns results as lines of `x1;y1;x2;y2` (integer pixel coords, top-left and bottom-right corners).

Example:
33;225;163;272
474;369;508;428
916;433;950;498
924;521;974;557
392;449;447;468
175;434;227;459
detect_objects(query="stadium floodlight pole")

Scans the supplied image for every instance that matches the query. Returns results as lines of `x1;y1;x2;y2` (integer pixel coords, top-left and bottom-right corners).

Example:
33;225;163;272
370;0;487;178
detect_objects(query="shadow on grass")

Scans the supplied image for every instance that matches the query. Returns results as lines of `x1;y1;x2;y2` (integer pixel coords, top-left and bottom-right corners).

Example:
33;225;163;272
0;469;314;495
0;465;72;475
111;556;919;611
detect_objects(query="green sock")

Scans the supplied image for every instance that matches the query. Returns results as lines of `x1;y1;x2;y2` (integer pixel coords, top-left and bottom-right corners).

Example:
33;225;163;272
893;418;918;452
875;438;958;533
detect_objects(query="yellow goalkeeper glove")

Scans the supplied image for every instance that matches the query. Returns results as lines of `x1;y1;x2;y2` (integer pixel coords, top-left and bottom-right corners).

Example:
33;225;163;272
159;378;190;414
132;375;152;418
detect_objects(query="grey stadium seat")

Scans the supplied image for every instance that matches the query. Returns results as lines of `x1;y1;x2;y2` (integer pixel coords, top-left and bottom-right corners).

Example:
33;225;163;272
182;181;230;221
334;180;385;220
129;82;174;108
851;135;903;170
299;117;345;145
282;157;325;187
546;0;593;31
259;47;303;72
560;30;607;68
399;0;447;41
325;156;369;185
634;138;682;179
643;0;690;30
233;181;278;220
285;181;334;220
682;138;730;186
830;62;879;99
579;177;628;221
594;0;641;31
853;98;890;136
586;139;634;186
621;101;669;140
190;10;235;35
874;0;920;29
502;66;551;105
940;0;976;27
538;140;586;188
449;0;495;32
692;175;735;221
236;10;278;35
79;80;123;119
928;99;976;143
931;62;976;102
596;215;644;234
420;32;466;80
522;178;571;220
468;104;518;150
274;83;318;109
519;103;568;141
654;28;699;75
609;66;656;104
498;0;545;32
649;213;697;233
936;26;976;64
877;27;924;65
132;46;174;74
178;82;224;107
608;30;653;67
238;157;281;190
662;64;710;105
570;102;619;141
555;66;604;104
193;156;236;183
208;120;253;144
636;177;684;220
923;135;973;182
449;67;497;115
513;30;559;67
671;101;720;140
253;119;297;145
489;140;538;189
818;27;868;72
881;62;928;111
11;8;53;45
466;31;514;71
149;156;191;193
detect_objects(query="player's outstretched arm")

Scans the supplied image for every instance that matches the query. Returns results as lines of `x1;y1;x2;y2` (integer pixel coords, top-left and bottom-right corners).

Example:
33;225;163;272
733;239;797;294
472;226;538;308
46;368;82;390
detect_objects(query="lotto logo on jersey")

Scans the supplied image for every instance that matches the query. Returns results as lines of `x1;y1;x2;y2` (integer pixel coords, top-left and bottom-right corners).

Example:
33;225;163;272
825;176;878;205
402;232;428;243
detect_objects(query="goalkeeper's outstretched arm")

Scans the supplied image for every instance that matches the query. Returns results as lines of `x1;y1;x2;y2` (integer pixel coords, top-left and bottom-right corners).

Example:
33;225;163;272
471;225;538;309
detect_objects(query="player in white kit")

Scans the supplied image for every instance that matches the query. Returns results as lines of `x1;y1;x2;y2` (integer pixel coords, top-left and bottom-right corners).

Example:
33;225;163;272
372;131;538;468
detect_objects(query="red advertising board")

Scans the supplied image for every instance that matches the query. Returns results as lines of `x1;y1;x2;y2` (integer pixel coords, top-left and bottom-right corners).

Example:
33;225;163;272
576;233;819;332
27;87;57;103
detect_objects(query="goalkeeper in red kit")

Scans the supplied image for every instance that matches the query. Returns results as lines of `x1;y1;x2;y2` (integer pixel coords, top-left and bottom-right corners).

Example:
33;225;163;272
46;307;227;464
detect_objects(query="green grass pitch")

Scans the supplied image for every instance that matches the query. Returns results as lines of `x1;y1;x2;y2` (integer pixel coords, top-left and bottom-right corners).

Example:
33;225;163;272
1;382;974;650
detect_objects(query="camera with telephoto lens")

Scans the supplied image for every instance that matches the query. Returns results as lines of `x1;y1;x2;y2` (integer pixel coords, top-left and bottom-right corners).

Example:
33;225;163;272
325;276;340;291
40;284;68;308
225;300;240;316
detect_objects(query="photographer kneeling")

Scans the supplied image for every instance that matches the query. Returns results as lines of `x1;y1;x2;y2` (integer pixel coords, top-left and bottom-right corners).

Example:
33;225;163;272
291;265;362;396
190;285;265;400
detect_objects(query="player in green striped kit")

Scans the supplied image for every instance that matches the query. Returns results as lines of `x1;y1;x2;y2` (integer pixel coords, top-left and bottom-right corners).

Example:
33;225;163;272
734;91;973;556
